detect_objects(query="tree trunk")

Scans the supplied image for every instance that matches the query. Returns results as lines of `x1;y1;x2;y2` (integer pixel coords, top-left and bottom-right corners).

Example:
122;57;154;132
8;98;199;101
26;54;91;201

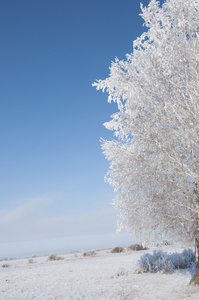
190;231;199;285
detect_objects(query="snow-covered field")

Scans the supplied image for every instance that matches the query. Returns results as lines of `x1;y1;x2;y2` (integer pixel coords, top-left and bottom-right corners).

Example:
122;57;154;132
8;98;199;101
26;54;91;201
1;245;199;300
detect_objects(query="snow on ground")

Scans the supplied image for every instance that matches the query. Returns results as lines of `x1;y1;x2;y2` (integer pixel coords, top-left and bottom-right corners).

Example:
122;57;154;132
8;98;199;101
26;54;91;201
1;246;199;299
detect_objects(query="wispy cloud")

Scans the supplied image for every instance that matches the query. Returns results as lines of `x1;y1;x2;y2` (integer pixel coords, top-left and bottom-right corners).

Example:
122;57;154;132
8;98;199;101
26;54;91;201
0;196;52;224
0;197;118;242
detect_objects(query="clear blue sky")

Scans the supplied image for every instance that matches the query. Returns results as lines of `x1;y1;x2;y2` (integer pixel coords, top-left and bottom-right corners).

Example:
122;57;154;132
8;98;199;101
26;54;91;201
0;0;164;258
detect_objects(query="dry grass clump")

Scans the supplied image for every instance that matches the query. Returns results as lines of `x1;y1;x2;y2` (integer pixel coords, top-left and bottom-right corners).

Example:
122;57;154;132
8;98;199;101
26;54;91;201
116;267;128;277
2;263;10;268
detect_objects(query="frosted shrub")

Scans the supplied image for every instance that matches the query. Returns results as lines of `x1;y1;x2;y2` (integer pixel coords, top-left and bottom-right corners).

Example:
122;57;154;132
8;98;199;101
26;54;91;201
0;258;8;261
137;249;195;273
127;244;148;251
111;246;124;253
138;250;173;273
48;253;64;261
170;249;195;270
83;251;96;257
28;258;34;264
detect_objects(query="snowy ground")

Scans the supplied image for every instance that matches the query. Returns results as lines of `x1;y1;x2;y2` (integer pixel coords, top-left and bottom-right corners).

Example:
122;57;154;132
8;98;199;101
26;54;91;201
1;245;199;299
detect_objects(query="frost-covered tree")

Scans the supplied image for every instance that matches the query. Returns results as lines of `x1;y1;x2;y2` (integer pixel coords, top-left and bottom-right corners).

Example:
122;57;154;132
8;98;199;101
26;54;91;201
93;0;199;284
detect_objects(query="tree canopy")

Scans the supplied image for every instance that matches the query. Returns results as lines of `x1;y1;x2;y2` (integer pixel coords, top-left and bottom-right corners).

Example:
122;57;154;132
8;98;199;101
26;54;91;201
93;0;199;245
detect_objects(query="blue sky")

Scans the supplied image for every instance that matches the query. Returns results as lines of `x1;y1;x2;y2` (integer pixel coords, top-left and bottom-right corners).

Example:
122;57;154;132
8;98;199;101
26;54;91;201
0;0;164;258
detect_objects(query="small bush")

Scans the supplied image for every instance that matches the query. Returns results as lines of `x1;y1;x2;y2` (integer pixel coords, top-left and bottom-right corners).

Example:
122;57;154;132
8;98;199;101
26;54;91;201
170;249;195;269
83;251;96;257
111;246;124;253
48;253;64;261
28;258;34;264
127;244;148;251
137;249;195;274
2;263;10;268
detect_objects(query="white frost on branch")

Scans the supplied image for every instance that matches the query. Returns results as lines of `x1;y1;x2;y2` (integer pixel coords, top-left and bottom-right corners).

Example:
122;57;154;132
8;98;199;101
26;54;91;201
93;0;199;244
